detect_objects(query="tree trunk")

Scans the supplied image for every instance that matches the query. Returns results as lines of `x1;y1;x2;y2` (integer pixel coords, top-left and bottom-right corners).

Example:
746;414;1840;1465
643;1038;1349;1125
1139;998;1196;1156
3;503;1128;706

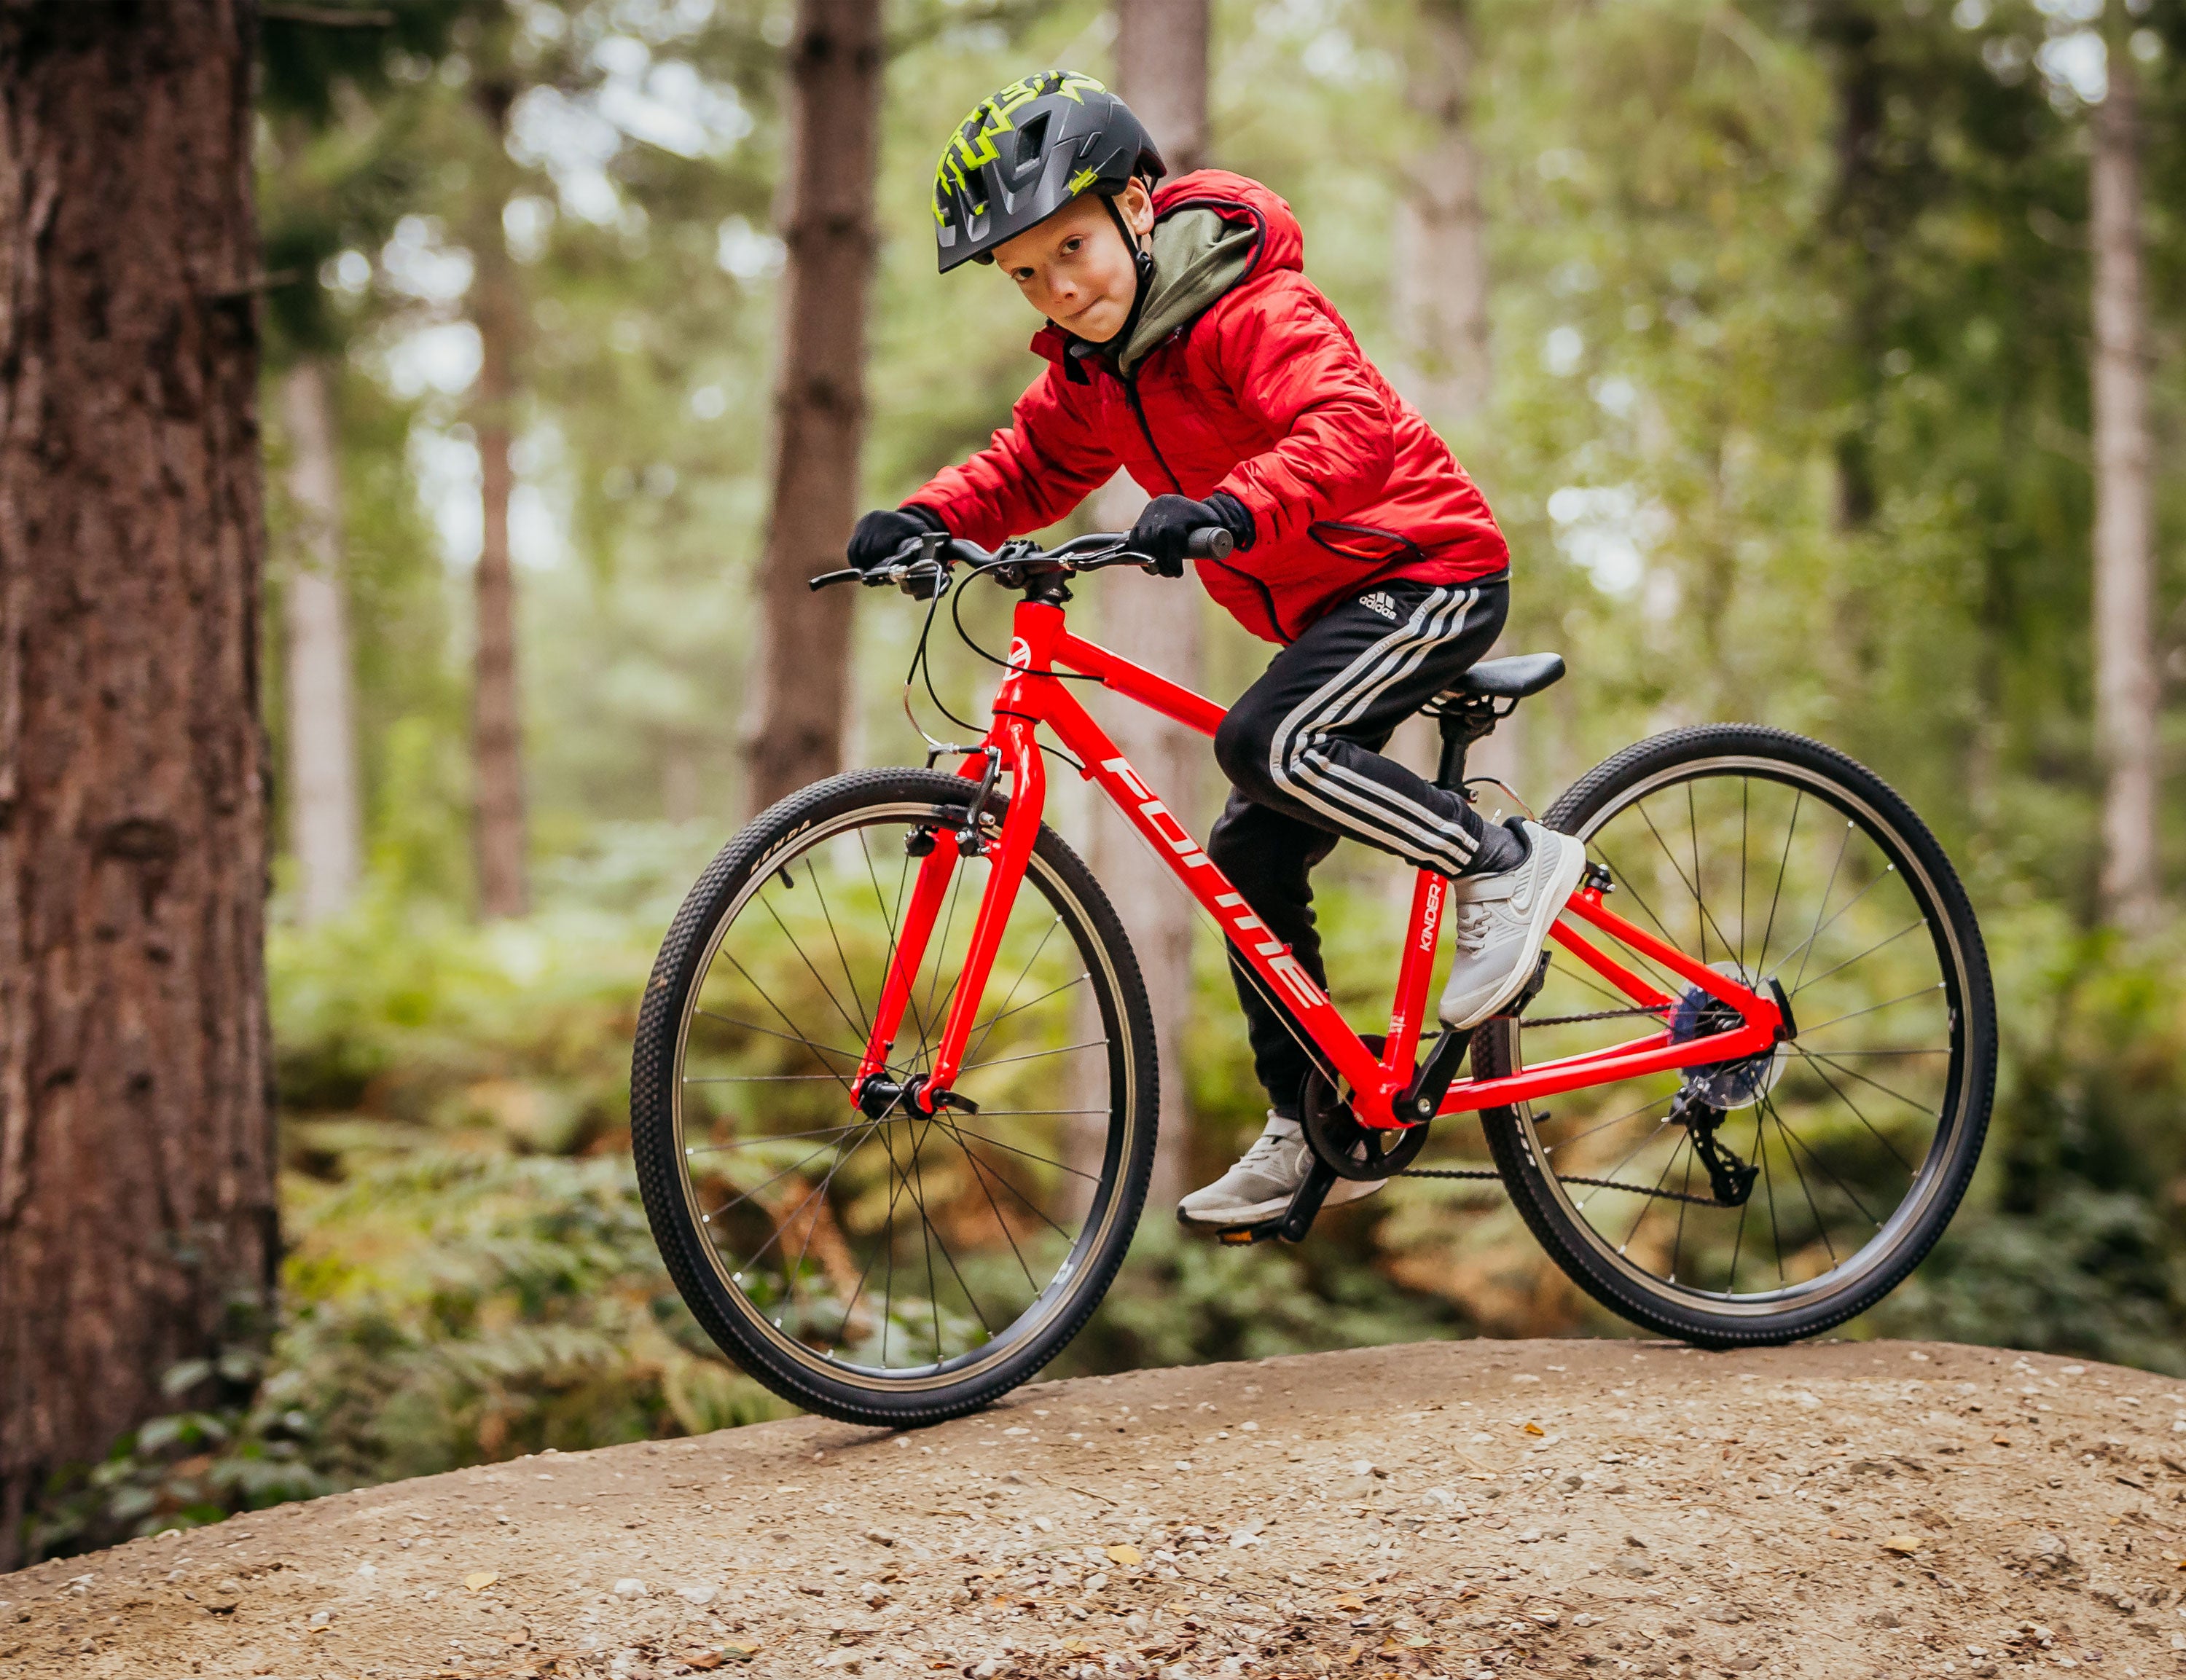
0;1;275;1569
1077;0;1212;1209
1392;0;1490;430
1819;0;1884;532
470;82;528;919
742;0;883;814
279;357;363;923
1389;0;1494;820
2091;29;2157;927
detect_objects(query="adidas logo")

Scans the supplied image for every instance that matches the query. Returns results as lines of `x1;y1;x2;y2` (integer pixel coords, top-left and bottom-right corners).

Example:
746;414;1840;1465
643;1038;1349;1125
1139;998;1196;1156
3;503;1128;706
1359;590;1400;621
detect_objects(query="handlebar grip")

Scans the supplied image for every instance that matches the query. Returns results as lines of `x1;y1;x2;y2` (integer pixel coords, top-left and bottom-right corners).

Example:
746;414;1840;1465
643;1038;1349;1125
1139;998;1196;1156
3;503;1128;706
1186;527;1234;562
808;568;862;592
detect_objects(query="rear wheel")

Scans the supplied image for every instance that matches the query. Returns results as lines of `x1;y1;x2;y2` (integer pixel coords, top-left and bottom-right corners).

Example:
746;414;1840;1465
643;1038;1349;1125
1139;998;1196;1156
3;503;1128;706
1471;726;1994;1345
630;768;1158;1425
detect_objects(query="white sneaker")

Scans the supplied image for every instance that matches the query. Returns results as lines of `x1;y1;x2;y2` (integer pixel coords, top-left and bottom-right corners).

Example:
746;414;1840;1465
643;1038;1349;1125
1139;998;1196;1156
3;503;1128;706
1175;1112;1384;1227
1436;820;1588;1031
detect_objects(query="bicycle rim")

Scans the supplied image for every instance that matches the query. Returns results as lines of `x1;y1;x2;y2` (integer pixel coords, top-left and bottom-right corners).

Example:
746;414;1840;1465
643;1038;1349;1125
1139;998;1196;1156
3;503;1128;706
663;794;1146;1398
1476;737;1991;1332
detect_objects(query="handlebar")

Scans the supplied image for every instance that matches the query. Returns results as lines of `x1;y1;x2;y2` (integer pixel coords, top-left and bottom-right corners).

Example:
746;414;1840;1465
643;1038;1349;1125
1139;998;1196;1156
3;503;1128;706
808;525;1232;595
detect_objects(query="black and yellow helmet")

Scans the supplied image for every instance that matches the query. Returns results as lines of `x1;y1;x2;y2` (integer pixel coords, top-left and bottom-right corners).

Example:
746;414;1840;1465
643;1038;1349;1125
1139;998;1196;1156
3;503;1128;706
932;71;1166;273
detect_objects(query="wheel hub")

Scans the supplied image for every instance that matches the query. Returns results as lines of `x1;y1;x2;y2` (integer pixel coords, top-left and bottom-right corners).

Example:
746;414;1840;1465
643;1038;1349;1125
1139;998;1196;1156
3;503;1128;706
1669;961;1784;1110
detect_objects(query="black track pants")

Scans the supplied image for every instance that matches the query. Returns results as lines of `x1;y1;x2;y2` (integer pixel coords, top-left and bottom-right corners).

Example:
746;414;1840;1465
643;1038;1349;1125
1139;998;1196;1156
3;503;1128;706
1205;578;1508;1112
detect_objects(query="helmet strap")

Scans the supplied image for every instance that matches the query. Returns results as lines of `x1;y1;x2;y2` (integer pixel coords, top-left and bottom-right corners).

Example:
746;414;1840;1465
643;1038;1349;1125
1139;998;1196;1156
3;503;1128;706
1100;188;1159;353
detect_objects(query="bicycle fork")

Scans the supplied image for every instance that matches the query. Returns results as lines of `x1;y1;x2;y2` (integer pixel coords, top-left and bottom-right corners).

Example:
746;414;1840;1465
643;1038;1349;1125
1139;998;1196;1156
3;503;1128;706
850;717;1046;1117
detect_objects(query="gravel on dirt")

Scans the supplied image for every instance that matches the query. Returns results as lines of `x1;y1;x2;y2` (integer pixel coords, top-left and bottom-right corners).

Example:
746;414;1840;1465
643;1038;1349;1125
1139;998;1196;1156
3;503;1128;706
6;1338;2186;1679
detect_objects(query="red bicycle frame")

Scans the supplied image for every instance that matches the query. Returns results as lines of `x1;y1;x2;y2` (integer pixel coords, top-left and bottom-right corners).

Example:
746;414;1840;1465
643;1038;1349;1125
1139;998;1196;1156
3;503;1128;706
849;595;1785;1128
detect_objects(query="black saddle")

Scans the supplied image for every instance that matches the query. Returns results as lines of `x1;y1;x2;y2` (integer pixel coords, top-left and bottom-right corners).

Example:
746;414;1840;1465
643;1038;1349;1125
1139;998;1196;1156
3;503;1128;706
1449;652;1566;702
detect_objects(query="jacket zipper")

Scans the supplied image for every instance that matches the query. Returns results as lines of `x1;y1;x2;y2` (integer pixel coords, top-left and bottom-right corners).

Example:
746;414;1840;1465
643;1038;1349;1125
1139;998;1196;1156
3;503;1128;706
1119;371;1290;643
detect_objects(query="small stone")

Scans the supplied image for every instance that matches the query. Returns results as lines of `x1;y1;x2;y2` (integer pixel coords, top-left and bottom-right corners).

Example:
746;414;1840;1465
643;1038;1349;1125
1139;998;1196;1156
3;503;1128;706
614;1577;648;1598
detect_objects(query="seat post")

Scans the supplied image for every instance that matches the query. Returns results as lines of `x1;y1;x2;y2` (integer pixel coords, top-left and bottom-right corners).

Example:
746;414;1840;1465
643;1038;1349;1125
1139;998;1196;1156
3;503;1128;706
1434;702;1497;793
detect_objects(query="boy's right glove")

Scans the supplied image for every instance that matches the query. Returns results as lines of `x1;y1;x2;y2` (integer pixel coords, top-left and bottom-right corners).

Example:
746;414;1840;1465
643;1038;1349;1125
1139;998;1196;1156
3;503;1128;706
849;505;949;575
1127;492;1256;576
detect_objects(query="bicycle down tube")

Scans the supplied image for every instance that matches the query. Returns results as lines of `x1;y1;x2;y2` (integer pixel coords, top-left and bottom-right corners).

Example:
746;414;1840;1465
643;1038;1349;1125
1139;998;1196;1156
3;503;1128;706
848;594;1787;1128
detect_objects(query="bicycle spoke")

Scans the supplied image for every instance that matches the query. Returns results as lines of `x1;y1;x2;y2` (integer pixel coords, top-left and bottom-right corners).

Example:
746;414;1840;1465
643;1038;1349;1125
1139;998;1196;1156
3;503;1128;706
828;1137;914;1358
758;881;867;1048
1753;787;1802;974
961;915;1068;1069
1771;1098;1838;1268
1637;796;1741;974
1798;982;1945;1037
716;956;861;1091
1786;818;1855;994
1770;868;1896;989
1763;1087;1886;1229
940;1118;1077;1244
1539;1091;1674;1160
683;1072;853;1085
903;1112;992;1347
941;1121;1105;1180
694;1008;863;1068
1786;1048;1919;1174
944;1121;1043;1291
1736;777;1750;973
807;860;871;1033
1788;918;1924;997
1799;1047;1938;1120
958;1038;1109;1076
1619;1129;1688;1251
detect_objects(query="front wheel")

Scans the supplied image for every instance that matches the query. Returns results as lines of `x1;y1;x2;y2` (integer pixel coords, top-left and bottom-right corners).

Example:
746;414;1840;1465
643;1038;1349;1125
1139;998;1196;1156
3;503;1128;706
1474;725;1996;1345
630;768;1159;1425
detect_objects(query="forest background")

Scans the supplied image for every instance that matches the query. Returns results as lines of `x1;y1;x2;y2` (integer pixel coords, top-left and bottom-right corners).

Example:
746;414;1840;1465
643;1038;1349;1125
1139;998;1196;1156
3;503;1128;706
9;0;2186;1566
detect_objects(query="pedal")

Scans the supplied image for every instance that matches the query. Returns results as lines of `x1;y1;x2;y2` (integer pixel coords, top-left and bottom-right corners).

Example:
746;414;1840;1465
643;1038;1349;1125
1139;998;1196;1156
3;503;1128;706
1493;951;1552;1019
1200;1158;1339;1246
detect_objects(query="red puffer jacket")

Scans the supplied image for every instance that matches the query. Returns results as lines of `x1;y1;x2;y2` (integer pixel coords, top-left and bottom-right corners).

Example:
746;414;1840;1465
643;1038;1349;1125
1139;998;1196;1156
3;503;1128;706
906;170;1509;644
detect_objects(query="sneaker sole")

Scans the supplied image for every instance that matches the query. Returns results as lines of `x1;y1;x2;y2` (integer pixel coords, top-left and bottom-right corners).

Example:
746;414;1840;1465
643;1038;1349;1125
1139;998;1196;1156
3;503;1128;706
1176;1176;1384;1228
1438;835;1590;1032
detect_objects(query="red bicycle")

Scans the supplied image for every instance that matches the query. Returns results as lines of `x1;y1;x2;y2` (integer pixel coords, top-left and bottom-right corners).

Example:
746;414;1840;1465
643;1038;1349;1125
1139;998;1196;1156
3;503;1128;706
632;531;1994;1425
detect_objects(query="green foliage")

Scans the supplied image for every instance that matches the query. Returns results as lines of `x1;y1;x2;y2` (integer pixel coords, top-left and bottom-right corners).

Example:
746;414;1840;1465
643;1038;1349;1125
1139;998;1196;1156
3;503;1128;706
32;1145;790;1559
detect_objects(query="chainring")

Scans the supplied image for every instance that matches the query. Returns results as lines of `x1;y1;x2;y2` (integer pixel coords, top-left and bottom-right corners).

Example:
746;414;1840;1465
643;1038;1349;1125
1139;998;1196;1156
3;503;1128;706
1301;1034;1430;1182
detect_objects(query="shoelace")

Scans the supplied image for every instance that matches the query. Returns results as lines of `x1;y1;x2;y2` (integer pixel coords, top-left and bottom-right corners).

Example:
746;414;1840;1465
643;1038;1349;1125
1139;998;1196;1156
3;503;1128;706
1450;902;1497;954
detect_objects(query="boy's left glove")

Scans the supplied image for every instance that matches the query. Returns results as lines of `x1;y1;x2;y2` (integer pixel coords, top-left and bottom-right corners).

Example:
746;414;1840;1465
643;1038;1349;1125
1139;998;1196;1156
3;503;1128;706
1127;492;1256;576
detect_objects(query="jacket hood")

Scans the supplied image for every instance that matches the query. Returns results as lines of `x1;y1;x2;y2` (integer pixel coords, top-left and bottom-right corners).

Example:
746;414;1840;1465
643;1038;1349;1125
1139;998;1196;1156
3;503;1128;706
1029;169;1304;370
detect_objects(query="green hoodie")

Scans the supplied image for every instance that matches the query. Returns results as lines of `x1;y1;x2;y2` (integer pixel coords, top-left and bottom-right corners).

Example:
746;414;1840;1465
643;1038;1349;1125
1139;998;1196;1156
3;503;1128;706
1111;205;1259;377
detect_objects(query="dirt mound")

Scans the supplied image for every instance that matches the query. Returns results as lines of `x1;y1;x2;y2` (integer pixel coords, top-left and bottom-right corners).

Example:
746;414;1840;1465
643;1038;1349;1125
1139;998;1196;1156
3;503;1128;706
7;1339;2185;1679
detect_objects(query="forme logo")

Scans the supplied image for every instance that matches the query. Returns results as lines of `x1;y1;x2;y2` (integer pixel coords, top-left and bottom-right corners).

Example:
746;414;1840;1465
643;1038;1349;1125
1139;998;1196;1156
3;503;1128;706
1006;637;1033;670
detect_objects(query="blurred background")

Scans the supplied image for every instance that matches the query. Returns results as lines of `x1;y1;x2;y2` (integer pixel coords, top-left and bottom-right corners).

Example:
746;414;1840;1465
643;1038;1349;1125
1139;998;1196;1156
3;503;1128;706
27;0;2186;1561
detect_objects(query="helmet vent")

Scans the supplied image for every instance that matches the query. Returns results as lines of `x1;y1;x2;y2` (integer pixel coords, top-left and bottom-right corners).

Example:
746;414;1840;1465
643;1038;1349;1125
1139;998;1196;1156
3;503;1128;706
1012;114;1051;176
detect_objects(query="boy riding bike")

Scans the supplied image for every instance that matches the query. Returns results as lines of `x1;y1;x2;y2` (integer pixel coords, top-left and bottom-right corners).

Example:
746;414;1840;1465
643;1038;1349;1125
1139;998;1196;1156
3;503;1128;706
849;71;1587;1229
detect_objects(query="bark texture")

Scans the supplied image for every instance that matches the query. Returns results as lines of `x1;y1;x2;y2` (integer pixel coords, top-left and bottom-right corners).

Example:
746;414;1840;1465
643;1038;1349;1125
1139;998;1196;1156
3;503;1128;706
279;358;362;924
469;80;528;919
1389;0;1497;815
1082;0;1213;1207
2091;35;2157;927
0;0;275;1568
743;0;883;813
1392;0;1489;430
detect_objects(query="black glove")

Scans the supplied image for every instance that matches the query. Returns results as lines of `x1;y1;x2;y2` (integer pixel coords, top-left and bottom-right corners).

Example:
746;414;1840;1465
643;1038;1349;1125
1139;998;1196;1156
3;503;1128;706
1127;492;1256;576
848;504;948;574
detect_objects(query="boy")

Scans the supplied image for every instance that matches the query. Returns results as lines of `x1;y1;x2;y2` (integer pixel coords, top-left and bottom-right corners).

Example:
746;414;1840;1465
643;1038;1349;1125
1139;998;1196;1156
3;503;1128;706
848;71;1586;1228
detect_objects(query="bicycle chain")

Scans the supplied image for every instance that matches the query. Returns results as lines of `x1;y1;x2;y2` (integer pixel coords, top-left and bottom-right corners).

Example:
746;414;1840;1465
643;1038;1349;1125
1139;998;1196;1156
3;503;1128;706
1512;1004;1669;1028
1397;1164;1735;1208
1376;1002;1707;1205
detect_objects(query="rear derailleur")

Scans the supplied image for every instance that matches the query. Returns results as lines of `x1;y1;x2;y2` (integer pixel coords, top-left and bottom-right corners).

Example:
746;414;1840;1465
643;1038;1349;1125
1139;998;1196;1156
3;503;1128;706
1672;1088;1758;1208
